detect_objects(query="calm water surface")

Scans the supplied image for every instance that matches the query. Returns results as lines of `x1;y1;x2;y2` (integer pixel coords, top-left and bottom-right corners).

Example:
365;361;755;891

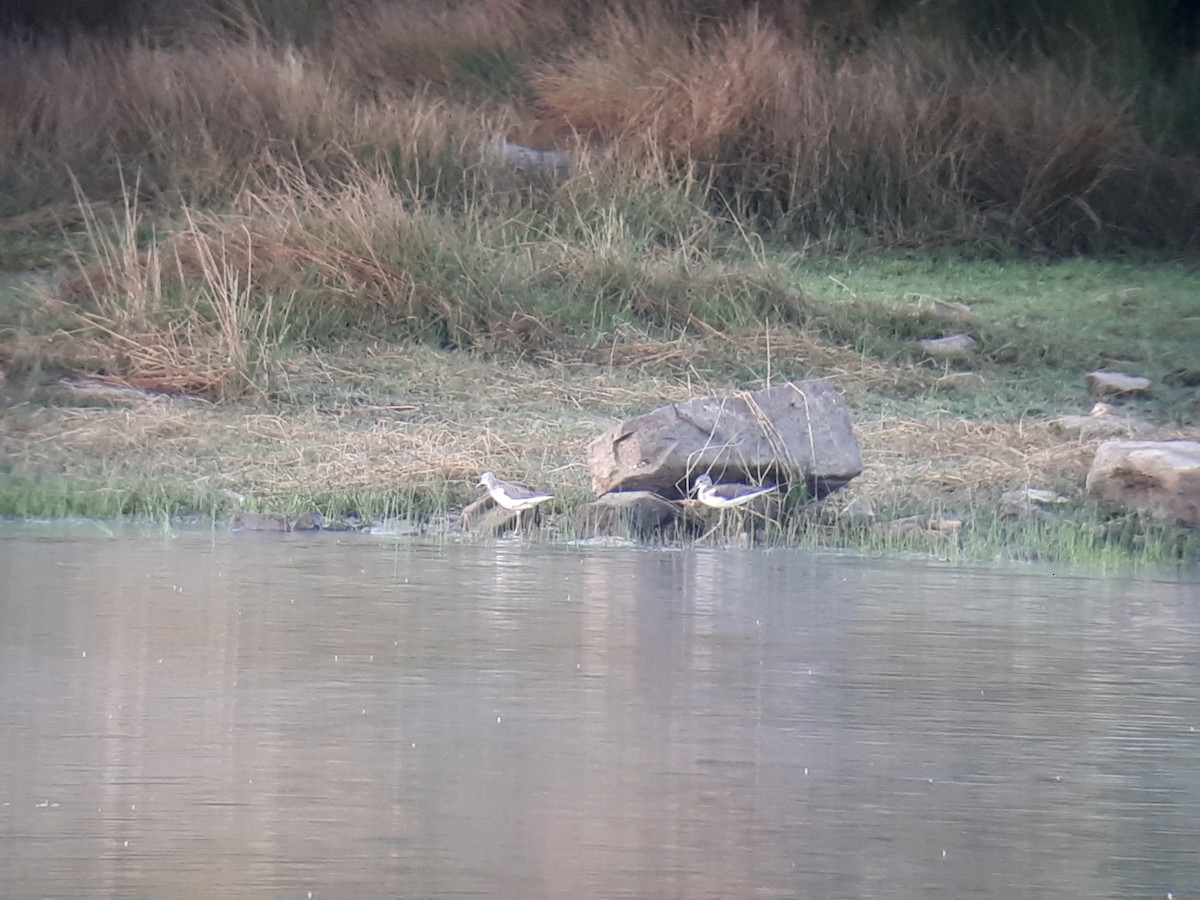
1;523;1198;898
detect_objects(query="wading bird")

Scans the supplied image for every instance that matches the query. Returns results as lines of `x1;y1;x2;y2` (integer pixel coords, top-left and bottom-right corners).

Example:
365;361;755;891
478;472;554;526
692;474;775;509
691;473;777;542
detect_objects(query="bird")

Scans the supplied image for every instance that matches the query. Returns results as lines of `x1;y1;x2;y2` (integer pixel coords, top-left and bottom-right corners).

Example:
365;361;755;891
478;471;554;513
692;473;776;509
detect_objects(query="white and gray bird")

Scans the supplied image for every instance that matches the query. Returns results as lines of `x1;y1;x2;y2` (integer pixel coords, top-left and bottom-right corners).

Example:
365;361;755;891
692;474;776;509
478;471;554;512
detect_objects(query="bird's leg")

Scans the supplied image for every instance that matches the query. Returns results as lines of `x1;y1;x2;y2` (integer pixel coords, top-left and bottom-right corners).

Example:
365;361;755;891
697;509;728;543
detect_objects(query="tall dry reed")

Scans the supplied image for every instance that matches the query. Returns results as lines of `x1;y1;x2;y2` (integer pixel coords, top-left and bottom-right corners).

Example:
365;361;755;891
530;11;1200;250
1;0;1197;249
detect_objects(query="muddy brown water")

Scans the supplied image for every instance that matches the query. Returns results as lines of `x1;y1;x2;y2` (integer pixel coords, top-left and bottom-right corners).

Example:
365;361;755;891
1;523;1198;898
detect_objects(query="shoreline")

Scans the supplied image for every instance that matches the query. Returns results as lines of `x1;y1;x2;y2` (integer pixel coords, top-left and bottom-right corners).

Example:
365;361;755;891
3;336;1197;568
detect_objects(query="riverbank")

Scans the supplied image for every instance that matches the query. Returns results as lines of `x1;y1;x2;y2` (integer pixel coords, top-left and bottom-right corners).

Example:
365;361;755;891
1;1;1198;564
3;253;1197;565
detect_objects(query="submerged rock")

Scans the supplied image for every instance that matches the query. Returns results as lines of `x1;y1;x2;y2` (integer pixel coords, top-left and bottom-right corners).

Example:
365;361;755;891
587;380;862;499
460;491;551;535
1085;440;1200;527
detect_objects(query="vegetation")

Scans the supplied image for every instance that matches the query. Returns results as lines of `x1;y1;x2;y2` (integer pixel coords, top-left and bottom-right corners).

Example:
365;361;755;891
0;0;1197;566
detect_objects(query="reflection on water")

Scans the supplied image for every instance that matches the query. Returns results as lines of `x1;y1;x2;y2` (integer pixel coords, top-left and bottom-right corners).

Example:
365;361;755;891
1;523;1198;897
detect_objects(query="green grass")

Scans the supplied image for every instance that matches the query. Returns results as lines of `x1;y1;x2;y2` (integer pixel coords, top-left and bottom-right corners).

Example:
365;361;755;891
5;469;1195;573
0;474;220;520
786;253;1200;422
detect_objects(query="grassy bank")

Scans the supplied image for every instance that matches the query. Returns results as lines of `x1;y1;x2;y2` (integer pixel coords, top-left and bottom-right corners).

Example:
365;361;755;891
1;0;1198;565
4;252;1198;564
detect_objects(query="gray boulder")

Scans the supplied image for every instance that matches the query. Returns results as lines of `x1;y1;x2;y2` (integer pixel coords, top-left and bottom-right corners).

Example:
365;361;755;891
1085;440;1200;527
588;381;862;499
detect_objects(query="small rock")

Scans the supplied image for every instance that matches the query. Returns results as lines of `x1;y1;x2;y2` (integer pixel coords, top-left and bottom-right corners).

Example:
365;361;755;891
1085;371;1151;398
1085;440;1200;527
289;511;325;531
917;334;977;356
325;512;367;532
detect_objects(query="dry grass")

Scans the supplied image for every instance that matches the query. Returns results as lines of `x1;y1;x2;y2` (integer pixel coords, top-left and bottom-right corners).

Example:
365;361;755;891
0;20;502;213
36;152;827;396
1;340;1135;520
852;417;1099;510
1;1;1196;250
530;14;1200;250
0;344;686;503
578;329;919;394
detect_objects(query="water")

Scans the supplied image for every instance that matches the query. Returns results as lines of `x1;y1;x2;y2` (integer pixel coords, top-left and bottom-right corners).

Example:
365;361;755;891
1;523;1198;898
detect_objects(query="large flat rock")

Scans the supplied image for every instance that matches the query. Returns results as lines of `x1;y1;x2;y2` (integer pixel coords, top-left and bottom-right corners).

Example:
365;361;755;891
588;381;862;498
1085;439;1200;527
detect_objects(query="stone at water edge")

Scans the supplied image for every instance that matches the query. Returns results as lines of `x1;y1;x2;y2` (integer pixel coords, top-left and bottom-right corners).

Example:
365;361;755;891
1085;371;1151;398
461;491;551;535
587;380;862;499
1085;440;1200;528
